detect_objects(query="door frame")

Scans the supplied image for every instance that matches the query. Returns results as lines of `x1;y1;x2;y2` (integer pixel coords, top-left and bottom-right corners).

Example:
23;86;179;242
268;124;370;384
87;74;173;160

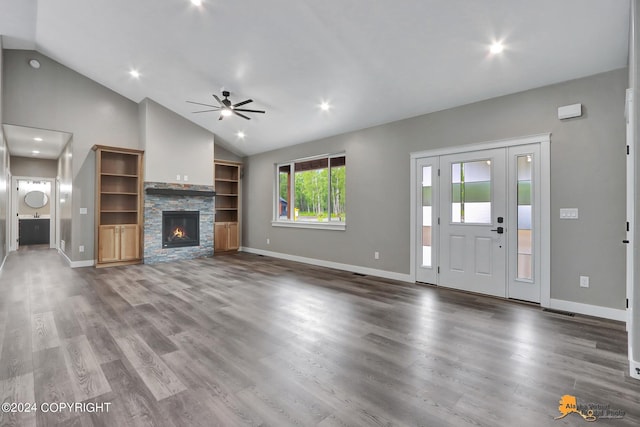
10;175;57;252
409;133;551;305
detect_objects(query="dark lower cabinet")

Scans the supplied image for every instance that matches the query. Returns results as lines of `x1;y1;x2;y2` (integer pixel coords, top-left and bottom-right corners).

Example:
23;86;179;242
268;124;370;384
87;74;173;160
19;219;50;245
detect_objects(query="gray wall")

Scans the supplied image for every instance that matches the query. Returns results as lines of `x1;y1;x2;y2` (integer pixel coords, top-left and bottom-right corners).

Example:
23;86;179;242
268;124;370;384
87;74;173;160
2;49;140;262
0;39;7;263
215;144;244;163
244;68;628;310
10;156;57;178
139;98;214;186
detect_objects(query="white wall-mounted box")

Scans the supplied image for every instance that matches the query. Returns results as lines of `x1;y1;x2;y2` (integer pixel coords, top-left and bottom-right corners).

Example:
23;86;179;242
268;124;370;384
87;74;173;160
558;103;582;120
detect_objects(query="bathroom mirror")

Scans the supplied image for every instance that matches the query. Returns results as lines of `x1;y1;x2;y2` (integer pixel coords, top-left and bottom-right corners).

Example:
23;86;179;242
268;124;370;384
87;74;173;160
24;190;49;209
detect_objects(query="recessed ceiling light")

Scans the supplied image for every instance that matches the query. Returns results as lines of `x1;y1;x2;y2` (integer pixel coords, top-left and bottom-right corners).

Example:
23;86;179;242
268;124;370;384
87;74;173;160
32;150;40;155
28;59;40;69
129;69;141;79
191;0;203;6
320;101;331;111
237;131;246;139
33;137;43;142
489;41;504;55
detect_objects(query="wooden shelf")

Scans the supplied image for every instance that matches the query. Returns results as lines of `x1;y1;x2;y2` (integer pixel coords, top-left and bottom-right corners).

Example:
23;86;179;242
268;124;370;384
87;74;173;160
101;192;138;195
215;178;239;183
94;145;144;267
101;172;138;178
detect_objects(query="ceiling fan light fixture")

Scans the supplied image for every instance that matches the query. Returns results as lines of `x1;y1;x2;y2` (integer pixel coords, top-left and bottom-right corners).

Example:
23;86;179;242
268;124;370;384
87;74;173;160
221;109;233;117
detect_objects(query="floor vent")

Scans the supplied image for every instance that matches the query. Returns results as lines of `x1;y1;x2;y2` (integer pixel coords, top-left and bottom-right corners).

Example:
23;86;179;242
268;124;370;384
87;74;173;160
353;273;367;277
542;308;575;317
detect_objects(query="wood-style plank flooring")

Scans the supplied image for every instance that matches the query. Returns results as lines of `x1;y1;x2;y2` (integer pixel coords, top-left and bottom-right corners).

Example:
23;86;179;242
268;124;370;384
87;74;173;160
0;246;639;426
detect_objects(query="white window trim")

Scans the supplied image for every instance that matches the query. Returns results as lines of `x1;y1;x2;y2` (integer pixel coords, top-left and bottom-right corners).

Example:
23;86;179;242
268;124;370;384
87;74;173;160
273;152;346;230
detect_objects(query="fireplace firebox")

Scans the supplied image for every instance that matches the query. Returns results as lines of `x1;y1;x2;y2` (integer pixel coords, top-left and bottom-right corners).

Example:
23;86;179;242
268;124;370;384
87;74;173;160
162;211;199;248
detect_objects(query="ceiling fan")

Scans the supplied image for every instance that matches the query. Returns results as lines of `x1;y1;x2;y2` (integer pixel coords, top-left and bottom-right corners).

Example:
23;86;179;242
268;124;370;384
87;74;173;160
187;90;265;120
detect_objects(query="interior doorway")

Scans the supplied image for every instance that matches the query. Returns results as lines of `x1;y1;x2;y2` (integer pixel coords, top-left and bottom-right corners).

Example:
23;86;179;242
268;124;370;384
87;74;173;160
411;134;550;304
10;176;57;251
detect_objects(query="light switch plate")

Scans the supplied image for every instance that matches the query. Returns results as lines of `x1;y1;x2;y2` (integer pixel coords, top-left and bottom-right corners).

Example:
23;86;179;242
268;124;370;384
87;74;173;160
79;207;88;215
580;275;589;288
560;208;579;219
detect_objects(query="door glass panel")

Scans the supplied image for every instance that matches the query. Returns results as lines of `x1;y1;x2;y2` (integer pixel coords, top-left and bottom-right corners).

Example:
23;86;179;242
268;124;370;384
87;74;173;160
422;166;432;267
451;160;491;224
517;155;533;280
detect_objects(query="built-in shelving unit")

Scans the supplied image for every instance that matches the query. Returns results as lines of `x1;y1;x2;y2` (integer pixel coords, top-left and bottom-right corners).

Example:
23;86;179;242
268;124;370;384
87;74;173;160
214;160;241;252
93;145;144;267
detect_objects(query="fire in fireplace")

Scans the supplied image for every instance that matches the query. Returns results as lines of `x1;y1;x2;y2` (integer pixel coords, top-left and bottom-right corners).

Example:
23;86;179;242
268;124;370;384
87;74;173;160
162;211;199;248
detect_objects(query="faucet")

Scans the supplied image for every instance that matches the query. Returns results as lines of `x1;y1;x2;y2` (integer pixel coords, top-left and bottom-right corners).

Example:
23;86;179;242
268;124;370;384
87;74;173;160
34;212;38;218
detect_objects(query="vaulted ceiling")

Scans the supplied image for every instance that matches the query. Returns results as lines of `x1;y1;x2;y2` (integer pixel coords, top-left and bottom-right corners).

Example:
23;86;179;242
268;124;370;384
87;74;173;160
0;0;631;156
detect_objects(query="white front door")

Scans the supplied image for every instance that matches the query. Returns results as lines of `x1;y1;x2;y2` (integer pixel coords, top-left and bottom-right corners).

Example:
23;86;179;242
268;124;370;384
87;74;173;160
439;148;507;297
413;140;546;303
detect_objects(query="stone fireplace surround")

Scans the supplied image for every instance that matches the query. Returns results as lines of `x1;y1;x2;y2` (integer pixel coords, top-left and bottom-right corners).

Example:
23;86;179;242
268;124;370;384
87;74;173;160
143;182;215;264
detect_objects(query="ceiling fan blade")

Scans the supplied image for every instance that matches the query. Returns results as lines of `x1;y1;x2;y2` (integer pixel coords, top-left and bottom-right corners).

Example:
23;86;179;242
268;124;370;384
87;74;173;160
233;111;251;120
187;100;218;108
212;94;223;105
192;109;221;113
233;99;253;108
234;108;265;114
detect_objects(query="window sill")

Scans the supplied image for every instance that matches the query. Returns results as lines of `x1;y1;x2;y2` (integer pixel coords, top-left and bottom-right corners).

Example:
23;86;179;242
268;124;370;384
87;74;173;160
271;221;346;231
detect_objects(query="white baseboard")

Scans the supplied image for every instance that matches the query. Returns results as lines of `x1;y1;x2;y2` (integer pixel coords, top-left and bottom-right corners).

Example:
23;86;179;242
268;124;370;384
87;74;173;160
239;247;413;283
548;298;627;322
58;248;95;268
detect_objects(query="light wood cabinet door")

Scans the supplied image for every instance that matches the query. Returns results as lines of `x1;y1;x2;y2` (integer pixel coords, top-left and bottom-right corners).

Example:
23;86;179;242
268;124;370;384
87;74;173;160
119;225;140;261
214;222;228;252
98;225;120;263
227;222;239;250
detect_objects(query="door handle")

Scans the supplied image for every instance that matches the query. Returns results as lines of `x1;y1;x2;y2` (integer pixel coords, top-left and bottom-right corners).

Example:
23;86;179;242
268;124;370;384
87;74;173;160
623;240;630;244
491;227;504;234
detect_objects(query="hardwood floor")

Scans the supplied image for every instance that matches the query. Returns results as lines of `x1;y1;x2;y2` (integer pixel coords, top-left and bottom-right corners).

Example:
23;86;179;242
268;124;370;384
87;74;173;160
0;247;639;426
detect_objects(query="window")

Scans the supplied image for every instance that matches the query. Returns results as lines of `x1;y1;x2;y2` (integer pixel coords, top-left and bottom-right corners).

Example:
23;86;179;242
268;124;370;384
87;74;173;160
275;154;346;228
517;154;533;280
451;160;492;224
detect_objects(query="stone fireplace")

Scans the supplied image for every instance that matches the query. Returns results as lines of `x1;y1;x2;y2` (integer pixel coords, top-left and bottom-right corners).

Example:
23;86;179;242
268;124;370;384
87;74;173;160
143;182;215;264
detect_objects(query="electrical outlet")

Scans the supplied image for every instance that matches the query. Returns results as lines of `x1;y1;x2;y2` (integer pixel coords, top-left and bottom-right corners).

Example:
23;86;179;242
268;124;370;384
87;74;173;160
176;174;181;181
374;251;380;260
580;275;589;288
184;175;189;181
560;208;579;219
79;245;85;253
267;238;270;245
